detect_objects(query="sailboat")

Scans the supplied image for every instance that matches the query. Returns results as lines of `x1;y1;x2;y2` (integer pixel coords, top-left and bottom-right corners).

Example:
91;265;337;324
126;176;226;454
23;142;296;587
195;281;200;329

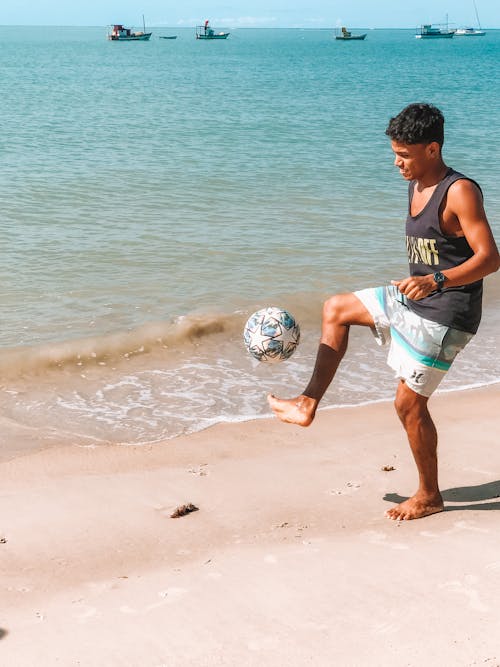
455;1;486;36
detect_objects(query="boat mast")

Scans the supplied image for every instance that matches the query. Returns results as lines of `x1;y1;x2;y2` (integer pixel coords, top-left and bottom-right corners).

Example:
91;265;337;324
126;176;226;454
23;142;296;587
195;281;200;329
143;14;146;33
473;1;482;29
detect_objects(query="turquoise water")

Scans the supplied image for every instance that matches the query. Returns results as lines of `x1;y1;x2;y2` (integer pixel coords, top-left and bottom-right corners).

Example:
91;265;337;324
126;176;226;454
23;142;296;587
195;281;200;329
1;27;499;457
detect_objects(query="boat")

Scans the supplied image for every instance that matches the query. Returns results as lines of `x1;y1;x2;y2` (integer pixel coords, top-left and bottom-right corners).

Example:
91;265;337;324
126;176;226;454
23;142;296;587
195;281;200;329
415;23;455;38
455;26;485;35
159;35;178;39
196;20;229;40
108;16;152;41
108;24;152;41
335;27;367;41
455;1;486;35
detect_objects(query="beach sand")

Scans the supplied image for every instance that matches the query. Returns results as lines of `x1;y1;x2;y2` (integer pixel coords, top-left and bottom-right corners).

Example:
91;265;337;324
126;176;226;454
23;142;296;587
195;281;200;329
1;385;499;666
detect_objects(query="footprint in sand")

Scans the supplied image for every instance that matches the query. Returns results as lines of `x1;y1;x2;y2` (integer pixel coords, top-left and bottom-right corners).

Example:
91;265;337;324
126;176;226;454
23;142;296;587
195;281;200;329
371;620;400;636
144;587;189;612
439;576;489;612
452;520;488;534
485;562;500;572
158;587;188;600
361;530;409;550
86;581;115;595
75;605;100;622
119;605;138;615
419;530;440;538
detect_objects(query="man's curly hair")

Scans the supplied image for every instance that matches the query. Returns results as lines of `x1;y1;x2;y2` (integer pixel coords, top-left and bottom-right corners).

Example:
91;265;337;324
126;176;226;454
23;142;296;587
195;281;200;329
385;103;444;147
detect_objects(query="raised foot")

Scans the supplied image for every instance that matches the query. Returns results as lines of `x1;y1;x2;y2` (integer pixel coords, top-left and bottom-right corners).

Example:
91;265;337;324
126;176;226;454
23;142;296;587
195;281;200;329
267;394;318;427
385;493;444;521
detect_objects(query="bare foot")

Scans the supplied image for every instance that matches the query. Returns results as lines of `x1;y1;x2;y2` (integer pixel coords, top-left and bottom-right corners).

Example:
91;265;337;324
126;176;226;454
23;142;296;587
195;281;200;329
385;492;444;521
267;394;318;426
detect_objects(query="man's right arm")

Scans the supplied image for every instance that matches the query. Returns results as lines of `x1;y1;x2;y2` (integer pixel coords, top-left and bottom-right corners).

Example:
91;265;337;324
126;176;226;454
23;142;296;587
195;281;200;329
438;179;500;289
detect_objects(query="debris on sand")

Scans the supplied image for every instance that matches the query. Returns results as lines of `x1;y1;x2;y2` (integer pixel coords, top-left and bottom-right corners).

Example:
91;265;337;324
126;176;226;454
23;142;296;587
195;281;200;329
381;465;396;472
170;503;199;518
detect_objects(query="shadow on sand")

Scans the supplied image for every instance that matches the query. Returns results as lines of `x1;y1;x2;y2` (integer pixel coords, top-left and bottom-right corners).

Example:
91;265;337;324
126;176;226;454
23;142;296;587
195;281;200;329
384;480;500;512
0;628;8;640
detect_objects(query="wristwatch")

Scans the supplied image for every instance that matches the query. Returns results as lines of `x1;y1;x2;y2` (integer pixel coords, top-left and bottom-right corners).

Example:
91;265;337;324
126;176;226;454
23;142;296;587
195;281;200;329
433;271;446;292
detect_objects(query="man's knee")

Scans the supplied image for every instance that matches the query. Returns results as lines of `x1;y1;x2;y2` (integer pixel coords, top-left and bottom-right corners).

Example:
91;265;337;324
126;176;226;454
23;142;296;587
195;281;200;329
323;294;344;324
322;293;360;326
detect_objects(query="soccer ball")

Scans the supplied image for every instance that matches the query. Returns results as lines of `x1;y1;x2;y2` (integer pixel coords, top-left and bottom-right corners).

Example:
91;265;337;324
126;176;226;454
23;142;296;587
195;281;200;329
243;307;300;363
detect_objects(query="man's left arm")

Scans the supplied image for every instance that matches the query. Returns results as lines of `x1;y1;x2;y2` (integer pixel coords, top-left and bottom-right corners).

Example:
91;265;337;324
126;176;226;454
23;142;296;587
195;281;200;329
393;179;500;300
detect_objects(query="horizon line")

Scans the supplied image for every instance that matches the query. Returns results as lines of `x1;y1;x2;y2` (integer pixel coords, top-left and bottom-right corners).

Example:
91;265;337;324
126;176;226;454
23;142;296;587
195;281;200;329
1;24;499;30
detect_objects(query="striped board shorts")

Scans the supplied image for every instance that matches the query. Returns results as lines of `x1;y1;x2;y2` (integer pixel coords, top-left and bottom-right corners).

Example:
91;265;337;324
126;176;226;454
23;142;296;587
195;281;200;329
354;285;474;397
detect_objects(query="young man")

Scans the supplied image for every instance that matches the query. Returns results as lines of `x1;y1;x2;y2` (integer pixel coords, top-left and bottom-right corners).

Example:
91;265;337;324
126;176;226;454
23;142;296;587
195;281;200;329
268;103;500;521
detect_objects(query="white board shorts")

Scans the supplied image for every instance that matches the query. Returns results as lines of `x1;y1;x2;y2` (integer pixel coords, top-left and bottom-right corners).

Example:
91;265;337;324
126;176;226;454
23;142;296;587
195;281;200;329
354;285;474;397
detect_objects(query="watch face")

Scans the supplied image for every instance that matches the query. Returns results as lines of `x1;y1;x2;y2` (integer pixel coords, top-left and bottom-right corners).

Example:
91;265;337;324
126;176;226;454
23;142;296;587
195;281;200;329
434;271;445;286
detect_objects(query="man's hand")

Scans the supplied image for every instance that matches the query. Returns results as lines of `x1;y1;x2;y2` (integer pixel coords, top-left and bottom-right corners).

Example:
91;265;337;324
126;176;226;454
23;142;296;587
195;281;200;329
391;275;437;300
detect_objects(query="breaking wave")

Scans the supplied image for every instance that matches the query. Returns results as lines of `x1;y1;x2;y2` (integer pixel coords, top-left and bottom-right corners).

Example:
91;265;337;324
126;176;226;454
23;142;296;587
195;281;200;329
0;312;244;379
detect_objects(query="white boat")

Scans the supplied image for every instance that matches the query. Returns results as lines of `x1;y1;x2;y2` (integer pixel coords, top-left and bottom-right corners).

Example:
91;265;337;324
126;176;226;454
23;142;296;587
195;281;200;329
455;1;486;35
455;27;485;36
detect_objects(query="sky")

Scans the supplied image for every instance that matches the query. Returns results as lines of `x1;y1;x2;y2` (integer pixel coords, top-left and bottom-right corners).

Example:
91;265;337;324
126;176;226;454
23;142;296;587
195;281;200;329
0;1;498;29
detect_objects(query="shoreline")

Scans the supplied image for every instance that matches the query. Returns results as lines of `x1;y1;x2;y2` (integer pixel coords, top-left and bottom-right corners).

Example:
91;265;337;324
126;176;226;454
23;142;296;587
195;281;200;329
1;376;499;465
1;377;499;465
2;384;500;665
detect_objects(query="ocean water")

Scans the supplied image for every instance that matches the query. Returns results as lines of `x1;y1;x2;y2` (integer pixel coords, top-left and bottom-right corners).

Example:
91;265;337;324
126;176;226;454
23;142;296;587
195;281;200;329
0;26;499;459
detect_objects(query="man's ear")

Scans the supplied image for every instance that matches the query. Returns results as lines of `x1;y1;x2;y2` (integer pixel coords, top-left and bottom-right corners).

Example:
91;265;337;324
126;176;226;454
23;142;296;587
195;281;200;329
426;141;441;159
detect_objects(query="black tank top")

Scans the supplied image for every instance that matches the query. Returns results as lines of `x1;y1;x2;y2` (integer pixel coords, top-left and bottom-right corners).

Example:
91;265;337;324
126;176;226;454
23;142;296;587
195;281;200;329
405;168;482;334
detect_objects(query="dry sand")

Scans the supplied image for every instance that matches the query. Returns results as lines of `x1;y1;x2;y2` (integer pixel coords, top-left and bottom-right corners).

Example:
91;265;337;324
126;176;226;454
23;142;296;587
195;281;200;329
1;385;500;666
